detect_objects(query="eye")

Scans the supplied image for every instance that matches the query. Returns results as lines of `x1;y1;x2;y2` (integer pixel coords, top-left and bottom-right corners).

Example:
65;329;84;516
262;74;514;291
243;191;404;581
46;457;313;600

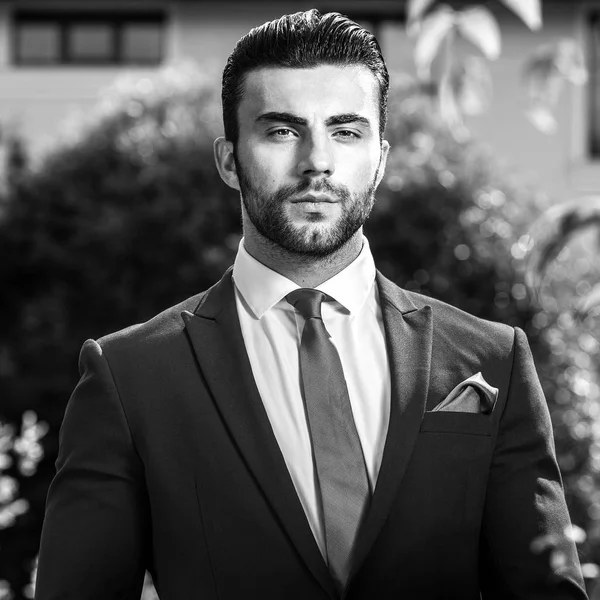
268;128;297;139
333;129;360;140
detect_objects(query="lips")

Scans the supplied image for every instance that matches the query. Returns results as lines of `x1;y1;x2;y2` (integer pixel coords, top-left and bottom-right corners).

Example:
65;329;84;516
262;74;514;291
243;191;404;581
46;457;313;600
291;195;336;203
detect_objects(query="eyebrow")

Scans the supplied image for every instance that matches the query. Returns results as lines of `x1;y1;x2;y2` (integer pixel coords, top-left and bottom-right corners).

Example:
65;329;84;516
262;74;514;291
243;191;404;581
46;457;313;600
325;113;371;128
256;111;371;129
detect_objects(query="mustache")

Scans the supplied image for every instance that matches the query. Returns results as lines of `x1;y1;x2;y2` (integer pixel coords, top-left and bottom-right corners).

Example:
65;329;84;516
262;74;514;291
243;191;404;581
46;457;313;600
274;179;351;202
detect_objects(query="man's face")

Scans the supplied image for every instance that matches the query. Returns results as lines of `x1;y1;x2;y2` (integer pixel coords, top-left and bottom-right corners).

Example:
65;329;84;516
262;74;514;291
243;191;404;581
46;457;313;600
231;65;389;256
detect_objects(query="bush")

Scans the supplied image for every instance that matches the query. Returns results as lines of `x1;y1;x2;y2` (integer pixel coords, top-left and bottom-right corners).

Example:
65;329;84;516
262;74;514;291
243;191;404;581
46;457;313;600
0;63;240;597
0;63;598;596
367;80;600;582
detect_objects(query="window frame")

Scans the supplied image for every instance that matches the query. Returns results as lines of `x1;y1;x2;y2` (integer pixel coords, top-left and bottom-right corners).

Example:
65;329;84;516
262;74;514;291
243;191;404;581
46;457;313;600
11;9;166;67
589;10;600;158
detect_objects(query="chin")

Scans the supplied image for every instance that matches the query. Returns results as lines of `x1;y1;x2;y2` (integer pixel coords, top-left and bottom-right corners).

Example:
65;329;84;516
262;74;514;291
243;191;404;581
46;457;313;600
282;224;352;257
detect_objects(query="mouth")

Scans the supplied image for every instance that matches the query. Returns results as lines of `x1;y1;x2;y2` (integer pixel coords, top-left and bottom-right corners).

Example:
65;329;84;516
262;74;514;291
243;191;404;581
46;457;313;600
291;195;337;203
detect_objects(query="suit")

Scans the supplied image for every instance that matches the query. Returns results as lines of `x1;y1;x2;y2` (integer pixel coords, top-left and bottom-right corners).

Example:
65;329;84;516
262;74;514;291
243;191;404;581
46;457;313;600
36;268;587;599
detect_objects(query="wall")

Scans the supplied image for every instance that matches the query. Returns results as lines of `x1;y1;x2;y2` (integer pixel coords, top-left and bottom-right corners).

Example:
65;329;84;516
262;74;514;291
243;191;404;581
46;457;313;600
0;0;597;205
462;2;596;203
0;1;170;154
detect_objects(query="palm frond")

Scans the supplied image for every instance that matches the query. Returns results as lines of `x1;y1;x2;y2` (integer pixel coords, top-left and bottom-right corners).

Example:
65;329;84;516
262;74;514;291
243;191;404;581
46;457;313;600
525;196;600;310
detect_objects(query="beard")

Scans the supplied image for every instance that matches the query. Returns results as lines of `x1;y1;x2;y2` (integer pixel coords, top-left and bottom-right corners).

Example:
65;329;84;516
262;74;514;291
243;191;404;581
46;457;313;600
235;158;380;257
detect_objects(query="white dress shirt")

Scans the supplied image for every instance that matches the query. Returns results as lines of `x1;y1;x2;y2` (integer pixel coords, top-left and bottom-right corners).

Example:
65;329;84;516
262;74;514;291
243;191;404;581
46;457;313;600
232;237;391;558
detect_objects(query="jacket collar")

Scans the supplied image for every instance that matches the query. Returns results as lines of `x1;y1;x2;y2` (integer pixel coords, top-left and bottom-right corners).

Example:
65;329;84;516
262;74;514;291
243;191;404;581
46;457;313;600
183;268;432;598
231;237;378;319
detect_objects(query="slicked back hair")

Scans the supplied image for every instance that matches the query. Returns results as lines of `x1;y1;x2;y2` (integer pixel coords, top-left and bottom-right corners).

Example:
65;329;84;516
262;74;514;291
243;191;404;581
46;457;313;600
221;9;389;144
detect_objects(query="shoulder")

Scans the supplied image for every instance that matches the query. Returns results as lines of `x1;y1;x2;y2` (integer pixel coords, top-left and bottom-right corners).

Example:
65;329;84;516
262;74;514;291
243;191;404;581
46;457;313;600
411;289;512;339
96;290;208;357
377;271;515;361
89;268;234;370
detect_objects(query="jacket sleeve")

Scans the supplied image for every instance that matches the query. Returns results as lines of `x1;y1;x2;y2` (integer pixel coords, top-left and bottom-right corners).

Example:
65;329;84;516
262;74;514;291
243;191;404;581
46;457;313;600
480;327;588;599
35;339;149;600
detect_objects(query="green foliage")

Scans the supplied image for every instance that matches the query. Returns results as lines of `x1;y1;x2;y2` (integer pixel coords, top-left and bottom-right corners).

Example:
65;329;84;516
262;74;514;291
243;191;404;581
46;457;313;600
526;235;600;580
0;63;240;597
406;0;585;136
367;77;541;326
526;197;600;314
0;63;598;595
524;203;600;582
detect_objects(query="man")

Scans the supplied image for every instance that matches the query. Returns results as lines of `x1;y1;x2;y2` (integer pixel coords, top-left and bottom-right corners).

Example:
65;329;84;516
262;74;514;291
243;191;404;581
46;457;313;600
36;9;587;600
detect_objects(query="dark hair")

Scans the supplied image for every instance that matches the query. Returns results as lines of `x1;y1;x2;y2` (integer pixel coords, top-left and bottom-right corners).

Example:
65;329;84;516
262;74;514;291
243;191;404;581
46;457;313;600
221;9;389;144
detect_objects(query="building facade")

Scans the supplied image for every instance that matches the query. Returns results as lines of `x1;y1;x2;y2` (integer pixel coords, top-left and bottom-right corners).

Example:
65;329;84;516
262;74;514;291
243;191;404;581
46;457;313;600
0;0;596;203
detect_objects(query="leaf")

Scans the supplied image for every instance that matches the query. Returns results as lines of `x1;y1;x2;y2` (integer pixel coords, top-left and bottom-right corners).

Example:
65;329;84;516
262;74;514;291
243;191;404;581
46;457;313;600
554;39;588;85
407;0;438;23
525;104;558;134
456;7;502;60
578;283;600;315
439;70;461;126
438;58;493;120
525;196;600;300
414;5;456;79
523;39;587;133
525;48;564;106
454;57;493;115
500;0;542;31
438;70;471;141
525;40;587;97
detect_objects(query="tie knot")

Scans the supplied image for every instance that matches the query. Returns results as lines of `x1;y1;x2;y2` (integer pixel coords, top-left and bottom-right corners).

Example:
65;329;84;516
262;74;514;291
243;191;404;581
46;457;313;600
286;288;327;320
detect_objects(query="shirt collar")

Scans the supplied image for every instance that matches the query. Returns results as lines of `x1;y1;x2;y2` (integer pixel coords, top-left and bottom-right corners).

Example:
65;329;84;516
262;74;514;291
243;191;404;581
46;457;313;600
232;236;376;319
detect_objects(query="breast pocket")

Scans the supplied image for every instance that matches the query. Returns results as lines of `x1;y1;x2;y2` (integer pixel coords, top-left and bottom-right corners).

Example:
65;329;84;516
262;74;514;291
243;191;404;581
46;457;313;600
420;411;493;437
405;412;494;535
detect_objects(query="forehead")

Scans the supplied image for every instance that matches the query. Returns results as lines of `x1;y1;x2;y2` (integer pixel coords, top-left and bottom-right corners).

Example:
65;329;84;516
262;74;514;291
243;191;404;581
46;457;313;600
238;65;380;124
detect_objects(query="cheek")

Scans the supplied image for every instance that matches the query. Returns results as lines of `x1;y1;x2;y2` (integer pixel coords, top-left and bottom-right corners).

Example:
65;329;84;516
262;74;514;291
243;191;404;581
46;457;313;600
336;143;381;178
337;156;379;191
239;145;293;189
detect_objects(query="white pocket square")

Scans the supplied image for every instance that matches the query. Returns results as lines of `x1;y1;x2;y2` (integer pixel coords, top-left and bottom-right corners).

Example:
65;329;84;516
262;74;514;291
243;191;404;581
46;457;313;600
432;372;498;414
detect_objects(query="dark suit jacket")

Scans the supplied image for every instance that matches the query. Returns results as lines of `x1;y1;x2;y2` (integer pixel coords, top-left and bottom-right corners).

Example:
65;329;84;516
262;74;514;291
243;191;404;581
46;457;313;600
35;269;587;599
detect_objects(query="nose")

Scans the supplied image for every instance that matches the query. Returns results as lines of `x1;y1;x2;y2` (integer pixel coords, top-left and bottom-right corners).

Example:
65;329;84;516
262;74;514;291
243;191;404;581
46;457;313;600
296;133;335;178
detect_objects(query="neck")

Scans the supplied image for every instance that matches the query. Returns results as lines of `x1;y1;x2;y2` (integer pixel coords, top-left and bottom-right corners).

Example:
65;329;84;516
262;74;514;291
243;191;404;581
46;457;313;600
243;221;364;288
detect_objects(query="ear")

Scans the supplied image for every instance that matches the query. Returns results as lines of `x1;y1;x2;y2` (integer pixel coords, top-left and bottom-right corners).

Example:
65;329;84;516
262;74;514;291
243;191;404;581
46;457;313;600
214;136;240;191
375;139;390;189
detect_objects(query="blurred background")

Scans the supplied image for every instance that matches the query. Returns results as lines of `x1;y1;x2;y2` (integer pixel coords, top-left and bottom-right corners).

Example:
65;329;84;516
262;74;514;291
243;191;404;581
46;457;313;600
1;0;600;598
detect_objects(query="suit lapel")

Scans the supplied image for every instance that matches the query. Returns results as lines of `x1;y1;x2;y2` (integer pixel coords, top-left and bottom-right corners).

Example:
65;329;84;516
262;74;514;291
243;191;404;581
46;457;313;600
346;272;433;592
182;269;338;600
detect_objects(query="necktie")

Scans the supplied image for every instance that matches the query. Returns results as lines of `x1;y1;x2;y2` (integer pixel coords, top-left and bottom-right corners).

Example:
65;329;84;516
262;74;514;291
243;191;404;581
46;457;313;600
286;288;370;591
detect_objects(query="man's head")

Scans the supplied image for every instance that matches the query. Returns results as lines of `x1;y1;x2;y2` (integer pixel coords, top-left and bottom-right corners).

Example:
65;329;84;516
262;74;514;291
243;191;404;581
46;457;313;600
214;10;390;258
221;9;389;144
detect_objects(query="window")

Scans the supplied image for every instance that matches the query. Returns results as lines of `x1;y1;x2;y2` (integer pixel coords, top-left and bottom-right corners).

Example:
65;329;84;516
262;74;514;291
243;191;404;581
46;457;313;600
589;11;600;157
13;10;166;66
